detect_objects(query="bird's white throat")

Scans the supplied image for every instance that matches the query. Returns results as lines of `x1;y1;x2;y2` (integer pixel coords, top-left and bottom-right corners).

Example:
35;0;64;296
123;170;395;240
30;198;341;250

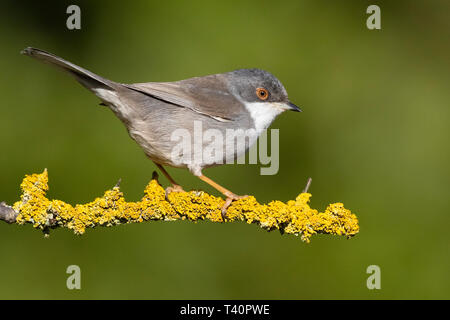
244;102;285;133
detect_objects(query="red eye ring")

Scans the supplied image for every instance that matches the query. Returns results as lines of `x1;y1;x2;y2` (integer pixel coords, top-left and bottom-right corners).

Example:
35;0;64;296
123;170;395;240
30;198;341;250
256;87;269;100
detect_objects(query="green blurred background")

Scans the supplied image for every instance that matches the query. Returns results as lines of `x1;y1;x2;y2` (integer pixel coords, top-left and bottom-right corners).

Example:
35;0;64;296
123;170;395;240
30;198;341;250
0;0;449;299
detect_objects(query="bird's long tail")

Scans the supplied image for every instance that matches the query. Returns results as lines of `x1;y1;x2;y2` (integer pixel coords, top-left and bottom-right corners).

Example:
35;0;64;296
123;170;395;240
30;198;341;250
21;47;116;92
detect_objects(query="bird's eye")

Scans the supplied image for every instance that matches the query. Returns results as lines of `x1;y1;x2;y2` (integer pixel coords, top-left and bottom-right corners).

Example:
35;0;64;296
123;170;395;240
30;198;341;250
256;87;269;100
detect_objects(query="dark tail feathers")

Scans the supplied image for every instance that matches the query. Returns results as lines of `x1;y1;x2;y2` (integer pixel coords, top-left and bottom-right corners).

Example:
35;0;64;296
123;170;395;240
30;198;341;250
21;47;114;90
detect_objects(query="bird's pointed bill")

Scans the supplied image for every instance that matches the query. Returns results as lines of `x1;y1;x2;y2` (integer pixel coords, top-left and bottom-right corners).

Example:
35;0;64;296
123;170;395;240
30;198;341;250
286;101;302;112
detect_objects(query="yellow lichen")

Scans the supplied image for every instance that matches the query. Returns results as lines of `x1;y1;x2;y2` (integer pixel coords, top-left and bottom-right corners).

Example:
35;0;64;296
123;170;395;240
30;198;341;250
11;170;359;242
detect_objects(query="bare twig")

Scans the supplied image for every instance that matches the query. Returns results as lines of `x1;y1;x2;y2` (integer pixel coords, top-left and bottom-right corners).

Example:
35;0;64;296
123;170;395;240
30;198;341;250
303;177;312;193
0;202;18;224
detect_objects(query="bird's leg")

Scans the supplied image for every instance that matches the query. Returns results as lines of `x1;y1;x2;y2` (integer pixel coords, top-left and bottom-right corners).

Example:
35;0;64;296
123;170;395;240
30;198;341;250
198;174;248;221
154;163;185;196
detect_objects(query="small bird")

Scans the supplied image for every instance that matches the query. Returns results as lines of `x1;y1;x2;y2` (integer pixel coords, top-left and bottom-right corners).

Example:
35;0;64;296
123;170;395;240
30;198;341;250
21;47;300;216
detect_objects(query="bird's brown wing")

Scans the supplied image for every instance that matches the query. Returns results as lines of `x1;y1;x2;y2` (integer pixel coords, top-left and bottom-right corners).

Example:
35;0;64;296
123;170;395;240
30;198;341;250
124;74;244;122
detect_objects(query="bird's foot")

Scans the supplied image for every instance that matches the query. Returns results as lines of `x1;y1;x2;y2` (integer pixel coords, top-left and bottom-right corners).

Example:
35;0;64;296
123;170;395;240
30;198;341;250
165;184;185;200
221;192;249;222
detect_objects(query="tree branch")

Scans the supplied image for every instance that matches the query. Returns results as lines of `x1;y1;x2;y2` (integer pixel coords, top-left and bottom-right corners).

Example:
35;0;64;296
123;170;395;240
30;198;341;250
0;170;359;243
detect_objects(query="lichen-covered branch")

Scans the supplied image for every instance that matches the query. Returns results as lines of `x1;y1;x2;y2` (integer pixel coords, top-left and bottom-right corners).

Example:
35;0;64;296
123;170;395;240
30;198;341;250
0;170;359;242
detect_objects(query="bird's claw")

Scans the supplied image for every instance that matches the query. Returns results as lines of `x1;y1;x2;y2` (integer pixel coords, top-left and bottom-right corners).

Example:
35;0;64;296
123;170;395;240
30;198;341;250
221;193;249;222
165;184;185;200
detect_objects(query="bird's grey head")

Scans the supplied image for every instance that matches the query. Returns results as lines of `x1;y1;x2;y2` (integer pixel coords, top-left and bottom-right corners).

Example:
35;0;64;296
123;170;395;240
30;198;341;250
225;68;300;131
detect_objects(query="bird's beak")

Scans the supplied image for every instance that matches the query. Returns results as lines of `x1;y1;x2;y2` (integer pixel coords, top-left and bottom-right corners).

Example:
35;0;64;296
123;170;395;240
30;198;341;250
286;101;302;112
